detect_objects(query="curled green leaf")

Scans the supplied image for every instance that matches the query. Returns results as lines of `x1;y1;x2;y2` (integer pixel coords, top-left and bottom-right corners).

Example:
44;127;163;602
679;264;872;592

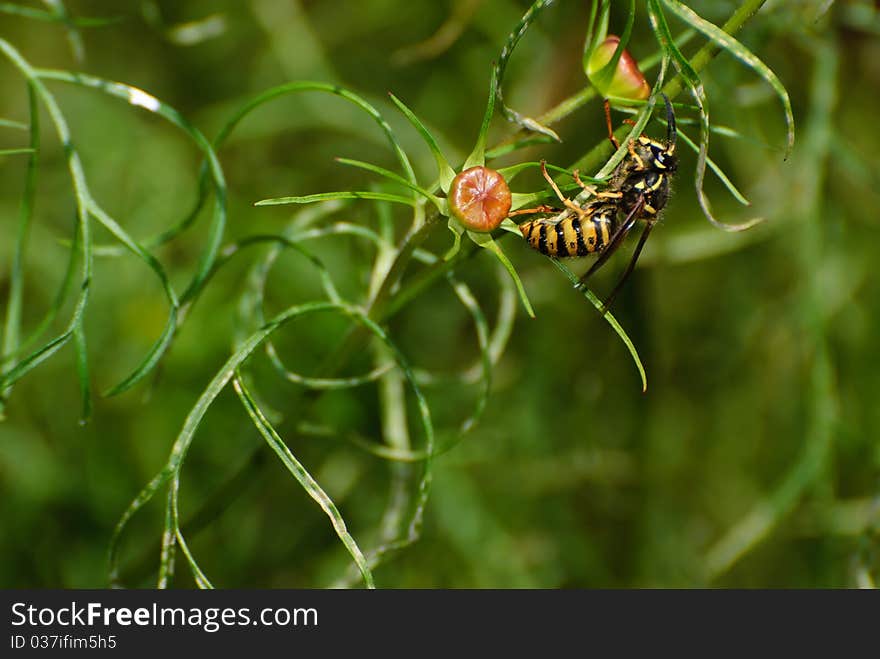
661;0;794;159
647;0;761;232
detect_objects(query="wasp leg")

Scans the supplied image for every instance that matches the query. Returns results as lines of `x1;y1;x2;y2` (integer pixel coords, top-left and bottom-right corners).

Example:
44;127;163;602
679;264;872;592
572;169;593;192
627;139;646;170
600;218;656;314
540;160;568;203
604;99;620;150
508;204;560;217
540;160;591;220
572;169;621;202
576;197;645;289
595;189;623;201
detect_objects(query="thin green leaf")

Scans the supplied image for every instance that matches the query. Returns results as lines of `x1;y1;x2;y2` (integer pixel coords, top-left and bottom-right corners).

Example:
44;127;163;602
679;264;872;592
246;229;387;380
444;218;465;261
498;161;602;184
0;118;28;130
85;205;178;305
444;275;491;434
266;350;392;389
220;234;342;304
83;203;179;398
509;183;581;210
463;66;499;169
234;376;375;589
110;301;435;588
1;84;39;411
467;231;535;318
31;67;229;395
334;157;443;210
109;469;167;586
0;330;71;391
589;0;636;97
289;221;387;249
676;124;750;206
0;4;56;21
0;147;36;155
0;40;94;414
495;0;561;141
0;2;117;27
327;273;493;466
232;213;351;392
157;489;177;588
641;27;696;71
120;81;414;267
551;260;647;392
582;0;610;72
111;302;339;586
411;250;514;390
296;422;429;462
102;310;178;397
35;69;228;304
0;213;79;370
256;191;418;207
499;218;522;235
174;527;213;589
388;92;456;191
661;0;794;158
216;82;415;186
41;0;85;62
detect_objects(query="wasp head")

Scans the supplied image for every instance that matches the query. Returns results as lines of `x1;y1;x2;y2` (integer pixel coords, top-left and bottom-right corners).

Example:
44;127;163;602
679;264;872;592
650;93;678;173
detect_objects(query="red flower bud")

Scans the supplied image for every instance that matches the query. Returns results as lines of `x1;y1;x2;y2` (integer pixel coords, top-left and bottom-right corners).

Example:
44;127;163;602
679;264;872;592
587;35;651;101
448;166;512;232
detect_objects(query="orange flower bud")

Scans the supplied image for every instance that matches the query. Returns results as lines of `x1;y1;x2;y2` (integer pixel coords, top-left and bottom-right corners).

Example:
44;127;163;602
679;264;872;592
587;35;650;101
449;166;512;232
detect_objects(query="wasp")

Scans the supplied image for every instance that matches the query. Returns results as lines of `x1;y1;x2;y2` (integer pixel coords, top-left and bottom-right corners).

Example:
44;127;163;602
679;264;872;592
514;94;678;311
519;199;618;258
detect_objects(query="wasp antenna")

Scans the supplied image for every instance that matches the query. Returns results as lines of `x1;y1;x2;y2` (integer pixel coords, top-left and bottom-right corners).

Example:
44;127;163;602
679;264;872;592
661;93;676;149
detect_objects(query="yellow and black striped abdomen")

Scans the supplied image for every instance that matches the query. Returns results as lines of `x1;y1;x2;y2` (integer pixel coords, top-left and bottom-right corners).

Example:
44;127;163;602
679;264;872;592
519;205;616;258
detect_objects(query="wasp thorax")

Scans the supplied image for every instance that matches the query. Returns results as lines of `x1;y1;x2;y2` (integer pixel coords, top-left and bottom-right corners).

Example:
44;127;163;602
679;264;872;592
611;98;678;218
449;166;512;232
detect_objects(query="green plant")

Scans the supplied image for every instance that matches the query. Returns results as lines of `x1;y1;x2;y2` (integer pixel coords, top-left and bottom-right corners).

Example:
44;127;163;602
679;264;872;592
2;0;875;589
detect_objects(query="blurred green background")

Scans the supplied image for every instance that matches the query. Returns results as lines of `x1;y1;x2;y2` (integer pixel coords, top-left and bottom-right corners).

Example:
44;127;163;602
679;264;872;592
1;0;878;588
